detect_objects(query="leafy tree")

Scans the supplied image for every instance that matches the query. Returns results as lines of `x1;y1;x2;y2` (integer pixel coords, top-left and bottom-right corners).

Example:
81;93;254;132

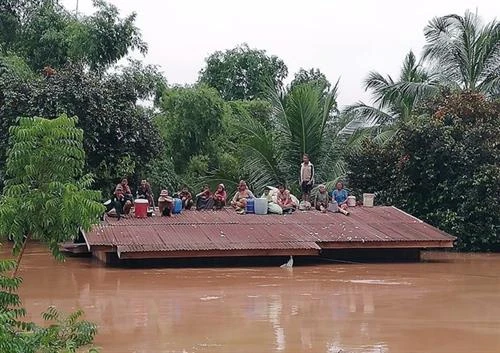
346;92;500;251
156;86;227;175
289;68;331;92
198;43;288;100
0;258;98;353
227;99;273;129
0;63;164;192
1;0;146;71
0;115;104;274
422;11;500;97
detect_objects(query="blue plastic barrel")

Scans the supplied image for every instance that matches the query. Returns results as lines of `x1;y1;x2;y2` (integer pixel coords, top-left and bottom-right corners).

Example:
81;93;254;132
173;198;182;214
245;198;255;214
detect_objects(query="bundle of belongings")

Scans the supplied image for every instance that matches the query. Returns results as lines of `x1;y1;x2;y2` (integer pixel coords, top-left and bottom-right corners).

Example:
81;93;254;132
262;186;301;215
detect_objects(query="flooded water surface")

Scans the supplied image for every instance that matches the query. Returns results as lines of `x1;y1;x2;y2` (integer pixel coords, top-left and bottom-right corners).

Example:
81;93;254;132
4;244;500;353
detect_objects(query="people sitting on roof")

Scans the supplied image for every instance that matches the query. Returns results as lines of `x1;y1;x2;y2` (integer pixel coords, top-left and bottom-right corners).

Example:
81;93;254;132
231;180;254;214
195;184;214;210
276;184;296;214
113;178;134;219
178;186;194;210
333;181;350;215
314;184;330;213
137;179;154;207
158;189;173;217
213;184;227;210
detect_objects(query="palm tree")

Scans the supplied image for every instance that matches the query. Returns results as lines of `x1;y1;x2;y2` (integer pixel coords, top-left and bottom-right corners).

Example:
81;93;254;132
228;81;357;194
422;11;499;96
343;51;437;135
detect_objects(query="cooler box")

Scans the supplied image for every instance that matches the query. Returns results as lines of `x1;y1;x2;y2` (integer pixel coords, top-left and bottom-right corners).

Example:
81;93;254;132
347;196;356;207
134;199;149;218
254;198;268;215
245;198;255;214
173;198;182;214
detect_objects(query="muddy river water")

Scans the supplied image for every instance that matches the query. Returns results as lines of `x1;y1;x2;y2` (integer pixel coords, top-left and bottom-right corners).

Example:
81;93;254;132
3;244;500;353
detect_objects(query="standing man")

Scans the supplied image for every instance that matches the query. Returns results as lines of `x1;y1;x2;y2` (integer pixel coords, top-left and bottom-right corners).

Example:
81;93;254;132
299;154;314;203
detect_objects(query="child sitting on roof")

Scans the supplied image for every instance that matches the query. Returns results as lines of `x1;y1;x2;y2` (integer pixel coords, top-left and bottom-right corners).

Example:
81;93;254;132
196;184;214;210
332;181;350;215
137;179;153;207
178;186;194;210
213;184;227;210
277;184;296;214
158;189;173;217
314;184;331;213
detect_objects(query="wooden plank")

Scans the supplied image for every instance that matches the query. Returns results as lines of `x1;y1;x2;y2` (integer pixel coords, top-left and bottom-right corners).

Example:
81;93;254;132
117;248;320;259
319;240;454;249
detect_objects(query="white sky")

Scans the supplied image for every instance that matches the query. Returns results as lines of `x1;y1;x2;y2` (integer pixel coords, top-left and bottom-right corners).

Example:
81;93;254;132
62;0;499;106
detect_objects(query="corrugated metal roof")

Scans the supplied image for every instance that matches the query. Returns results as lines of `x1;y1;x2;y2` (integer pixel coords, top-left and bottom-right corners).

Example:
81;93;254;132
85;206;455;254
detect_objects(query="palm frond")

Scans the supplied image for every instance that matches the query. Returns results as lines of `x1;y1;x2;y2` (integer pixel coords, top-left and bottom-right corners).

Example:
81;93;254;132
343;102;396;126
231;111;282;194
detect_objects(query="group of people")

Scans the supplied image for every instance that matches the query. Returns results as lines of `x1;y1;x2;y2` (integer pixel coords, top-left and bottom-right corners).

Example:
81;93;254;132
109;153;350;219
110;179;228;219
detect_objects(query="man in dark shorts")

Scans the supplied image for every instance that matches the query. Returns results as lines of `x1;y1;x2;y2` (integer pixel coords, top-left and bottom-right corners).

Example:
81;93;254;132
299;154;314;203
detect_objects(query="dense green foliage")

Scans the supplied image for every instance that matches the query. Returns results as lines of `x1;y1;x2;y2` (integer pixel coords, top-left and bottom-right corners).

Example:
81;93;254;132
0;115;104;258
289;68;331;93
0;0;146;71
0;61;164;193
347;93;500;251
156;86;227;175
0;258;98;353
198;43;288;100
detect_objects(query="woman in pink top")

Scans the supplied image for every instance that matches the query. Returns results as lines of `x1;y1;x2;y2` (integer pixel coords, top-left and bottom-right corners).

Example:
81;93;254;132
277;184;296;214
213;184;227;210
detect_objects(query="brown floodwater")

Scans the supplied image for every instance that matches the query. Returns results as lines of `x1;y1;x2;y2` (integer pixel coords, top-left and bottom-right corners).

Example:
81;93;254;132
2;244;500;353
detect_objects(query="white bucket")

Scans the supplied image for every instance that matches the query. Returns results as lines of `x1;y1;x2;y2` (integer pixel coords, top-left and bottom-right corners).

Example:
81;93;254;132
347;196;356;207
327;202;338;213
363;193;375;207
254;198;268;215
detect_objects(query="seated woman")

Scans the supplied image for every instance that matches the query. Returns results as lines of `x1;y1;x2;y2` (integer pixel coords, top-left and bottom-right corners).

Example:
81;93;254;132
157;189;173;217
314;184;330;213
137;179;154;207
178;186;194;210
332;181;349;215
195;185;214;210
112;179;133;219
213;184;227;210
231;180;254;214
277;184;296;214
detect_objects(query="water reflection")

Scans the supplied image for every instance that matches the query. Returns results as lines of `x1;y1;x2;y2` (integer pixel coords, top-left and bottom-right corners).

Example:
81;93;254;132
3;244;500;353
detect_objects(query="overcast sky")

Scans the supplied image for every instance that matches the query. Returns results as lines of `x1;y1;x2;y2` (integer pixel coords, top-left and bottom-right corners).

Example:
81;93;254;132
61;0;498;106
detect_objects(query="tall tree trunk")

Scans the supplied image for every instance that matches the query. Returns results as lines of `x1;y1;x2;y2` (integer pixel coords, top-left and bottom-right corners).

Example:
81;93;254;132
12;234;30;278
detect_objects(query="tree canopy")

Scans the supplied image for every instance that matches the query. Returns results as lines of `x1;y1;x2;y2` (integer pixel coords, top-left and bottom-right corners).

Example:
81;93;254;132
0;0;147;71
198;43;288;101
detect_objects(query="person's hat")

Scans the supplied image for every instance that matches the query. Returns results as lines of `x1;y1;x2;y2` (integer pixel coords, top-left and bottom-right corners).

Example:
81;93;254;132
141;179;147;184
116;185;123;191
219;183;225;189
160;189;169;196
319;184;326;189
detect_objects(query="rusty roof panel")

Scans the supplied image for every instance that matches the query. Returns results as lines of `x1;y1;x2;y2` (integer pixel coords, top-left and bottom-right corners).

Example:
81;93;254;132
85;206;455;253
